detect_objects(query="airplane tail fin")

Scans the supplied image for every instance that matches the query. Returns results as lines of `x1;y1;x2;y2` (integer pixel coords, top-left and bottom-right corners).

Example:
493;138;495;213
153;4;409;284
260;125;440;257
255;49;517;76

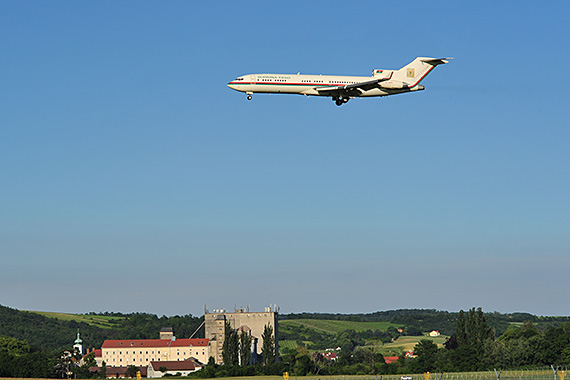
393;57;451;87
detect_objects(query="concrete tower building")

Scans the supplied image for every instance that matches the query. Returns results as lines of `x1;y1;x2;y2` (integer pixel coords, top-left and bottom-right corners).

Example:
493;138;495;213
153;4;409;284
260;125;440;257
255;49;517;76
204;305;279;364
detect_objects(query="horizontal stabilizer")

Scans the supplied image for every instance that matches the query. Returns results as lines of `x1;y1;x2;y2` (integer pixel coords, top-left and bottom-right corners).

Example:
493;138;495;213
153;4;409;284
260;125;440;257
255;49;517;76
421;57;452;66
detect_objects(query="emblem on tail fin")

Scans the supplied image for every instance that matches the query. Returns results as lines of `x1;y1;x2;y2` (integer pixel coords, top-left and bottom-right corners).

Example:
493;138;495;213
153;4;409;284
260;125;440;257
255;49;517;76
407;68;415;78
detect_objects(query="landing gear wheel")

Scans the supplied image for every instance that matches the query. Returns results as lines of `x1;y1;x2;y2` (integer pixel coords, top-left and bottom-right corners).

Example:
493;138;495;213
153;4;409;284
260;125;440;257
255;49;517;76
247;95;252;101
333;96;349;106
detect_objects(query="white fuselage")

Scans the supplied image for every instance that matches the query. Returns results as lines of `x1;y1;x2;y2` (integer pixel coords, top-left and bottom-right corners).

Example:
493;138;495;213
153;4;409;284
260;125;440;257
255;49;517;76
227;72;421;98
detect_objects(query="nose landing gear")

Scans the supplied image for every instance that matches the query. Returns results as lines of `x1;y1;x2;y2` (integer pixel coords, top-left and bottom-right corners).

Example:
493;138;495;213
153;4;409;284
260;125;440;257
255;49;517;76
333;96;350;106
247;94;252;100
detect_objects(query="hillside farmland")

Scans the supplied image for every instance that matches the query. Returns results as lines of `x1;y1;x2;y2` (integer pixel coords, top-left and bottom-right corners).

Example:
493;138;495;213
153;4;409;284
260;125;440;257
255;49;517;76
279;319;400;335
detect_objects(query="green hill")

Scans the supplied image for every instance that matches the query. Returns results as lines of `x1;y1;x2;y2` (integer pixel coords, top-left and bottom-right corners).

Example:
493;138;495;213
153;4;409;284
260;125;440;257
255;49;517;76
280;319;399;334
28;311;124;329
0;304;203;352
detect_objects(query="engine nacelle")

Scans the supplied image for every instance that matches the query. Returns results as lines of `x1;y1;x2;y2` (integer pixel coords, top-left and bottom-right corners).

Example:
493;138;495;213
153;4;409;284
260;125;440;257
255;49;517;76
379;80;407;89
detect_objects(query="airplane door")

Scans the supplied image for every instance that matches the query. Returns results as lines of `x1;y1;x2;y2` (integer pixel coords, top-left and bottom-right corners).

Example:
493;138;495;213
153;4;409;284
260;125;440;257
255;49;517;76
250;75;256;85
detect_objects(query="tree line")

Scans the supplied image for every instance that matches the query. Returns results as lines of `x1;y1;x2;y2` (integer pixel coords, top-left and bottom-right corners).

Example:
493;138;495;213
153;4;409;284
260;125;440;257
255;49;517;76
283;309;570;337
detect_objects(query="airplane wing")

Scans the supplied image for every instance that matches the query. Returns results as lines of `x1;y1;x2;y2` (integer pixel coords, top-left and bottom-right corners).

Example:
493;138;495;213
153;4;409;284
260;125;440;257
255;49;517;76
315;76;392;97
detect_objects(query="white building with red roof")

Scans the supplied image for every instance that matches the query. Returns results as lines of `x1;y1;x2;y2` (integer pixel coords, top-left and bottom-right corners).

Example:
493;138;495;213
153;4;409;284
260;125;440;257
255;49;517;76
101;338;209;367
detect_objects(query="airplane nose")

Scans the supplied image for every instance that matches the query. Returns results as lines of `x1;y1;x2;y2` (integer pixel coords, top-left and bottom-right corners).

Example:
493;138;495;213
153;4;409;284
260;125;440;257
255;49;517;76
227;82;237;90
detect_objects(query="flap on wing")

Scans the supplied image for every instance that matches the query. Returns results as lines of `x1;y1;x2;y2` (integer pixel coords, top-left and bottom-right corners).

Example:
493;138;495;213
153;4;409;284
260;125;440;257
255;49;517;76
316;76;391;95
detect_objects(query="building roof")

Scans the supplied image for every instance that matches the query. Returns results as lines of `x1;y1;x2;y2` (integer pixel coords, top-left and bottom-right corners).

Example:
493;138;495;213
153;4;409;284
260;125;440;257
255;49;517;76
149;360;203;371
84;349;102;358
102;338;209;349
105;366;149;377
323;352;338;360
384;356;399;364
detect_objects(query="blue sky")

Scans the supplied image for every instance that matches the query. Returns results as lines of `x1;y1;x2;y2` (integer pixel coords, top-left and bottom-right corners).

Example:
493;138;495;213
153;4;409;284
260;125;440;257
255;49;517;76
1;1;568;317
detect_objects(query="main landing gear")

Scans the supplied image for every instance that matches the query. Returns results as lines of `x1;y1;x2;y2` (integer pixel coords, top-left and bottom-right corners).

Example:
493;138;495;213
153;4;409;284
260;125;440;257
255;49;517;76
333;96;350;106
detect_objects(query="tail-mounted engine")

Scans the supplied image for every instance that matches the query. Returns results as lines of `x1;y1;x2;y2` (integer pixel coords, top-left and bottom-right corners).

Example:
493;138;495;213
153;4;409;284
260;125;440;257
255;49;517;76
379;80;407;89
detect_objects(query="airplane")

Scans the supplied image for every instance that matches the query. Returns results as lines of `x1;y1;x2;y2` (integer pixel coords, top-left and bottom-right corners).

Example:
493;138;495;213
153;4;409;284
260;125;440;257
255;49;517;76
227;57;450;106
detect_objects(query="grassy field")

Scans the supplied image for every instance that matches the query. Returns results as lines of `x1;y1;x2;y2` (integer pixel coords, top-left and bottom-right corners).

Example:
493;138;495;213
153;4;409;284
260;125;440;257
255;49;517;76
1;370;560;380
210;371;560;380
0;377;411;380
380;335;447;355
279;320;445;357
280;319;400;334
280;340;301;352
27;311;124;328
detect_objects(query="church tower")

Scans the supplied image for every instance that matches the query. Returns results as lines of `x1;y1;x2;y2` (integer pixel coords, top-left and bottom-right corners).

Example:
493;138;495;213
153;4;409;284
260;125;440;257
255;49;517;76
73;330;83;355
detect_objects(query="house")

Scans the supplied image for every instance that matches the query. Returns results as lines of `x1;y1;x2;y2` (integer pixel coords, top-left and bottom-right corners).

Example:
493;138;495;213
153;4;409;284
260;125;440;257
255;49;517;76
316;352;338;362
429;330;441;337
324;352;337;361
384;356;399;364
147;359;203;378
